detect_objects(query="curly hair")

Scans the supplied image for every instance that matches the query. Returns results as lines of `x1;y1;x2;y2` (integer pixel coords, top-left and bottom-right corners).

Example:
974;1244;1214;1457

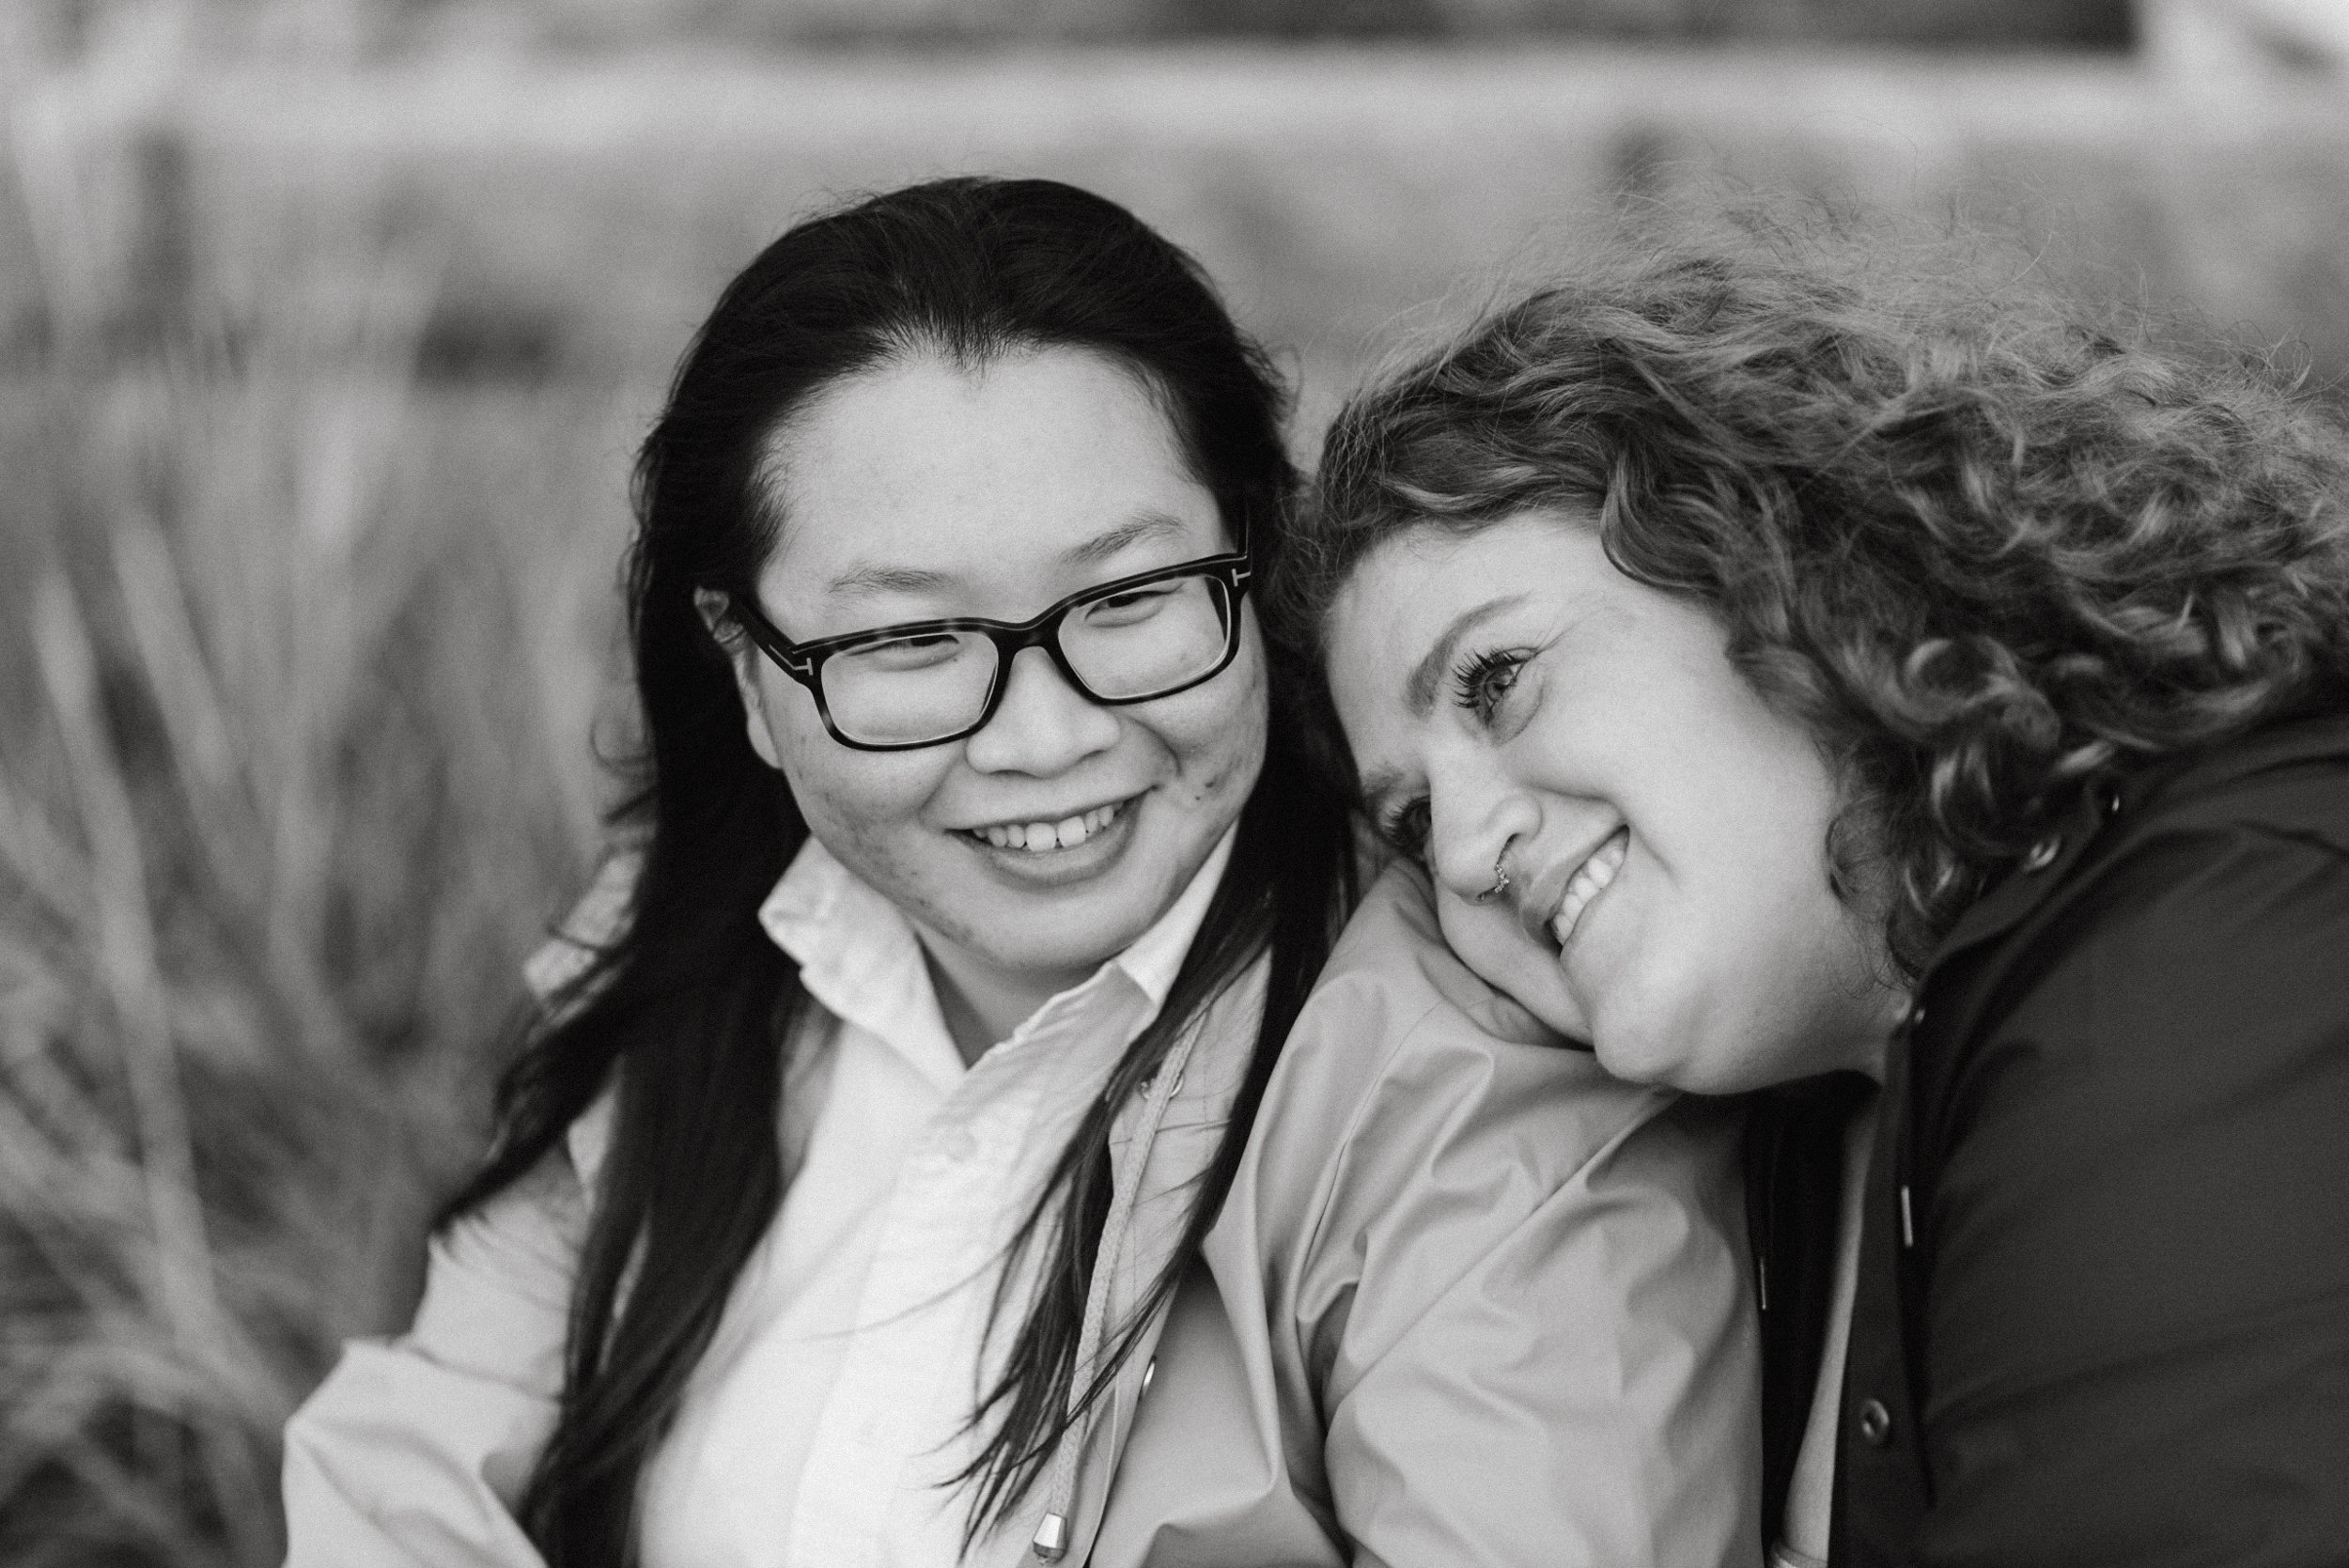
1289;215;2349;974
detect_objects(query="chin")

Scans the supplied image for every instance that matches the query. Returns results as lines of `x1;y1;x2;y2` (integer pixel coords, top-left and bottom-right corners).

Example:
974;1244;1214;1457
1015;922;1148;978
1519;993;1590;1048
985;884;1162;970
1591;1039;1676;1092
1588;1020;1720;1095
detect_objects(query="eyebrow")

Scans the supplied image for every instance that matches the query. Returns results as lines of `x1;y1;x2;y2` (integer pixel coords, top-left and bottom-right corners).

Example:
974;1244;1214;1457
1404;596;1525;717
824;562;955;598
821;511;1200;599
1060;510;1198;567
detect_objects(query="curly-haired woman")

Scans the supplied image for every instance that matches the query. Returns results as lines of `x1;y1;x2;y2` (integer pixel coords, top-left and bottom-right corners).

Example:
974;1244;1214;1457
1288;226;2349;1567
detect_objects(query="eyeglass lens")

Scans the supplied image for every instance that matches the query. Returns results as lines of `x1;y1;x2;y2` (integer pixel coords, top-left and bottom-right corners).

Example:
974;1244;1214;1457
820;573;1234;746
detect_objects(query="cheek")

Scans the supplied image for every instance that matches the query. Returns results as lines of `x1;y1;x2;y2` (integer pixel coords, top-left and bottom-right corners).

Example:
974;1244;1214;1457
770;708;951;860
1610;829;1860;1092
1654;706;1844;945
1150;638;1268;802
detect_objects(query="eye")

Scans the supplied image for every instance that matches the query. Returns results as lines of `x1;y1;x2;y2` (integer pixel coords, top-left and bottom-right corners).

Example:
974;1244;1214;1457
1377;797;1431;863
844;630;973;673
1451;647;1530;726
1078;583;1180;629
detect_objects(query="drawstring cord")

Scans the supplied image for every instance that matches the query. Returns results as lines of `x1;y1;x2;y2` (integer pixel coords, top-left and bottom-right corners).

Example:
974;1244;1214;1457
1029;1031;1198;1562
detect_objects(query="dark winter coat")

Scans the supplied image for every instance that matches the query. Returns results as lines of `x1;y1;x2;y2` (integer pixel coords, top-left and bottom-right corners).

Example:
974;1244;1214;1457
1822;708;2349;1566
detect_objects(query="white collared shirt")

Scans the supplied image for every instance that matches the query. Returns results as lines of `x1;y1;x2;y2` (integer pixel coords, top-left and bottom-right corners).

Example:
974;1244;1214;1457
626;828;1232;1568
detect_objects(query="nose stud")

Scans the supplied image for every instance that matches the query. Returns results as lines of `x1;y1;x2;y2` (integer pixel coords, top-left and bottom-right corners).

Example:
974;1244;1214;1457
1472;847;1513;906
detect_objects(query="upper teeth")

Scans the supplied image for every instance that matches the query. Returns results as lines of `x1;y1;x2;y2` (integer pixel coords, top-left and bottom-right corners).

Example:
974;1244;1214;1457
975;801;1123;852
1548;830;1628;949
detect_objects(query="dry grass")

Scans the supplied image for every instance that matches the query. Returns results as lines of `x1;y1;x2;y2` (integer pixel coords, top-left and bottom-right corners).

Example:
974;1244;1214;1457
5;30;2348;1565
0;120;637;1563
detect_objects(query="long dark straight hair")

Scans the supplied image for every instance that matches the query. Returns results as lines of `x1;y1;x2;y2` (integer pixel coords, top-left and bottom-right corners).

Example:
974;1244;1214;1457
439;178;1353;1565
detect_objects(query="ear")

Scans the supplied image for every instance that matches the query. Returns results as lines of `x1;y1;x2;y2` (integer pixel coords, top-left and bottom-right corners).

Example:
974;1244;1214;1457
693;587;785;772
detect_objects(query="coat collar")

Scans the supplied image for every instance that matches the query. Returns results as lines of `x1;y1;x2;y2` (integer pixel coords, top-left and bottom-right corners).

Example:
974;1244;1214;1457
1030;955;1266;1568
1928;706;2349;971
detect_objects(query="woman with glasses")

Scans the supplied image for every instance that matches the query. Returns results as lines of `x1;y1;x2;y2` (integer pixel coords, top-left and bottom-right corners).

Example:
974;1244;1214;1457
278;179;1762;1566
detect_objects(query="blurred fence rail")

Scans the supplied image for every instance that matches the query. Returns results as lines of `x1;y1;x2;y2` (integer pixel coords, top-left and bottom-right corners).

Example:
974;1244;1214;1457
4;41;2348;1566
9;48;2349;417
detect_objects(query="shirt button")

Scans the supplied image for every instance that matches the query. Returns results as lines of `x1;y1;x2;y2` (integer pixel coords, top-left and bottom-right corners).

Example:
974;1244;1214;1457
941;1127;978;1162
1857;1397;1893;1448
1141;1357;1157;1395
1906;1001;1926;1032
2022;834;2062;873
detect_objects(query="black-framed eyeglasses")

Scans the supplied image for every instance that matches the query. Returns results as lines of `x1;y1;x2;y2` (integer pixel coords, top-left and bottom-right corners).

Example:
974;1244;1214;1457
721;547;1252;751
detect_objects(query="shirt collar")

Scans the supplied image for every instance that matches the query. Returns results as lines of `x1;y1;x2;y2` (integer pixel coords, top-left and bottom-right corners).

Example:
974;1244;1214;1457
1111;824;1233;1010
756;824;1238;1082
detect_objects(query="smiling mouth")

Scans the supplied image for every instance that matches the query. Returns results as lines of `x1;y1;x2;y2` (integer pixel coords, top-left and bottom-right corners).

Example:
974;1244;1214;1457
962;797;1131;854
1542;828;1629;951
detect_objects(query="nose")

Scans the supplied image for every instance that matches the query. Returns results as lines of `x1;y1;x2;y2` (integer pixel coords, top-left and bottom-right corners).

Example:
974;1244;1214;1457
960;644;1122;776
1425;753;1540;909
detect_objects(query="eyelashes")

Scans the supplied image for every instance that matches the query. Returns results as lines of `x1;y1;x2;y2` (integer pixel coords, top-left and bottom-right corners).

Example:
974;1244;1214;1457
1452;646;1528;724
1377;797;1430;863
1374;643;1540;865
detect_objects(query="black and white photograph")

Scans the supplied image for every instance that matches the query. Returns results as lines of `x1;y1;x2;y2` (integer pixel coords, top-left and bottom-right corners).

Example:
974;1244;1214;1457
4;1;2346;1563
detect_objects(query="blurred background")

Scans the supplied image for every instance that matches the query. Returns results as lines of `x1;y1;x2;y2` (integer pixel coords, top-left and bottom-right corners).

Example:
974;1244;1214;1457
3;0;2345;1560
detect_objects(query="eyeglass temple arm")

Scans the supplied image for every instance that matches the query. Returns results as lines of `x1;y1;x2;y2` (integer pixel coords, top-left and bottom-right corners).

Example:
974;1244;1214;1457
721;594;818;683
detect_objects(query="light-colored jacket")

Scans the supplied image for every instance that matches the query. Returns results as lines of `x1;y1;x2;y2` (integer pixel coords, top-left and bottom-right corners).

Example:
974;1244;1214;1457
282;862;1760;1566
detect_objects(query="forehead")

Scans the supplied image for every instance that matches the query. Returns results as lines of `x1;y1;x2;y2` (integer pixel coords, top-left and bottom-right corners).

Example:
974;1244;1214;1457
757;347;1217;599
1325;514;1609;762
1329;519;1578;675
